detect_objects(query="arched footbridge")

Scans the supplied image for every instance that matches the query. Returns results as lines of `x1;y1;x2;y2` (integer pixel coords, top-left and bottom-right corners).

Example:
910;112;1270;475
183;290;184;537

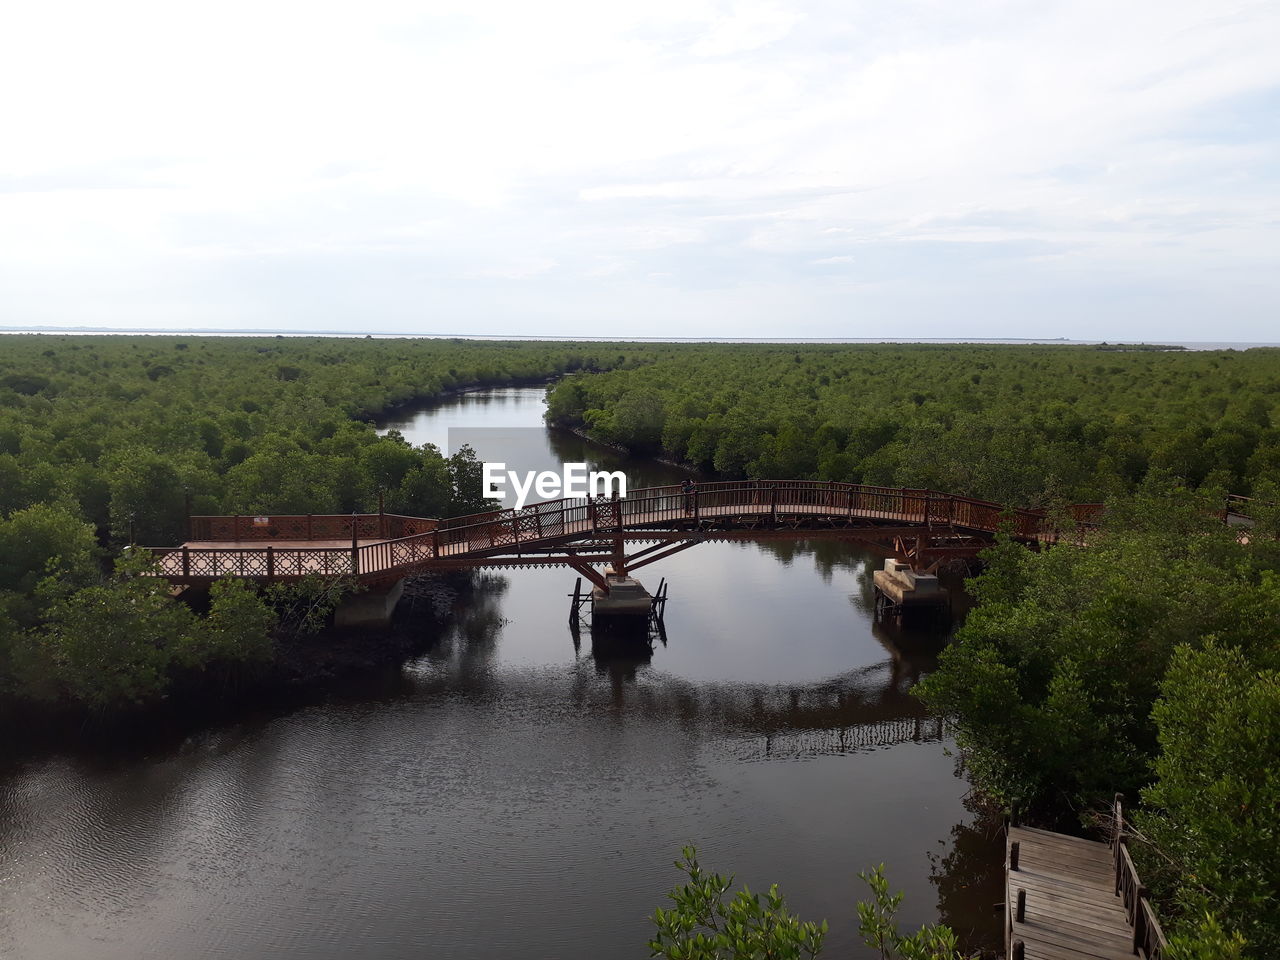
145;481;1106;593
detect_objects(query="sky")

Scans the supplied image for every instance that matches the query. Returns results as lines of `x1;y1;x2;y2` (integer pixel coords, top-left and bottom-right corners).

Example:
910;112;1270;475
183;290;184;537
1;0;1278;340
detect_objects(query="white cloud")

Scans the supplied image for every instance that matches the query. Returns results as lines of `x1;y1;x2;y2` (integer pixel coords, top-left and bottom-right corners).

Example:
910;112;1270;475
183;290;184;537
0;0;1278;337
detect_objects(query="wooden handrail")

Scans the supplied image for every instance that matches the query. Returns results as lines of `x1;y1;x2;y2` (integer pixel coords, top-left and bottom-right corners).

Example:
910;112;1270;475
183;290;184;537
148;481;1111;584
1111;794;1169;959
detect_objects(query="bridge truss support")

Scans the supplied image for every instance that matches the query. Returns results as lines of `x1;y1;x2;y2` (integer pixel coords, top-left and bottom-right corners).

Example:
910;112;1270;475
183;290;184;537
334;578;405;628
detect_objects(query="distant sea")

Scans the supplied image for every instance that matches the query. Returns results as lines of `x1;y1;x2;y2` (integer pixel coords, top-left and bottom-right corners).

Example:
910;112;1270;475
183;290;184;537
0;328;1276;351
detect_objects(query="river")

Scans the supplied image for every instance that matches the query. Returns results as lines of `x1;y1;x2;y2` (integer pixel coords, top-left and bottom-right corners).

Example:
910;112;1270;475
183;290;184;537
0;386;1001;960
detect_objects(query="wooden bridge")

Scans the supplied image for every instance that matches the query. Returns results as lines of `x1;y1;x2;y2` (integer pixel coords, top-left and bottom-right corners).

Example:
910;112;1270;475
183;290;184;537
1005;796;1168;960
145;481;1103;592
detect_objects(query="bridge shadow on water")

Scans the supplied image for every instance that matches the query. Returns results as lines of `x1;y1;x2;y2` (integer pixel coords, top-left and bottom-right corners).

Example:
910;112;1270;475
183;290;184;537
0;559;1005;960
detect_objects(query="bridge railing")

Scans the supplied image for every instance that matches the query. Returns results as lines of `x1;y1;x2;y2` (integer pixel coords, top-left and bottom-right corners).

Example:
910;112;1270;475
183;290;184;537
188;513;436;542
152;481;1104;583
403;481;1101;552
147;544;358;580
1111;794;1169;960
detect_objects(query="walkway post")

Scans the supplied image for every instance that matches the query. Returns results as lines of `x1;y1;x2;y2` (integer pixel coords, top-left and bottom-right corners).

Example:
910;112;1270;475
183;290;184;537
351;511;359;575
1133;886;1150;953
612;493;626;574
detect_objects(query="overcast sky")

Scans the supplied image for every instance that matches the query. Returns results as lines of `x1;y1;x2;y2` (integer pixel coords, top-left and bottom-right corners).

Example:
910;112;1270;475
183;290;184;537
1;0;1277;339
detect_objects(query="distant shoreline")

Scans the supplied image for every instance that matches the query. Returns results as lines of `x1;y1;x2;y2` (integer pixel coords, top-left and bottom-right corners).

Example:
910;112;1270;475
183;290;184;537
1;327;1274;350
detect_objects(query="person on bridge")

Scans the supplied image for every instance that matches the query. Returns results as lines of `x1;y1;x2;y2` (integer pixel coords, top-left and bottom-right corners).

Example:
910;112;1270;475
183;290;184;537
681;478;697;515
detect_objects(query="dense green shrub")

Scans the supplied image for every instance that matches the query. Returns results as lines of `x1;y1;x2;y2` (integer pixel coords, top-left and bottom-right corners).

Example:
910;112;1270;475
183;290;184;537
548;344;1280;504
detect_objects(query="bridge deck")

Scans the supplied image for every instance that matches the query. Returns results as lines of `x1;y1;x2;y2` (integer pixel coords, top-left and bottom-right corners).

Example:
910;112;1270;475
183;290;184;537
150;481;1103;584
1006;826;1136;960
172;502;969;580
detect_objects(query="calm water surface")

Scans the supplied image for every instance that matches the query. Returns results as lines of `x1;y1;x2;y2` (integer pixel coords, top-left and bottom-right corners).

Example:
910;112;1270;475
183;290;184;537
1;387;1001;960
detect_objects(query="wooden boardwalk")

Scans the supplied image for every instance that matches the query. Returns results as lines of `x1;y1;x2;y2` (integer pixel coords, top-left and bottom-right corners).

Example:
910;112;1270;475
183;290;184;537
145;481;1103;586
1006;823;1152;960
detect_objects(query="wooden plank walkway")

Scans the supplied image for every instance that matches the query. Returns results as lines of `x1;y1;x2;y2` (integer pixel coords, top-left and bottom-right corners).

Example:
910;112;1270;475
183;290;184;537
146;481;1106;584
1006;825;1136;960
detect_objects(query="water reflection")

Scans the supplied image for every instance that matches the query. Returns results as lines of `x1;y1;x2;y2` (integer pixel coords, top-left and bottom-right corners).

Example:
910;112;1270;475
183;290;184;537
0;387;1000;960
930;799;1007;957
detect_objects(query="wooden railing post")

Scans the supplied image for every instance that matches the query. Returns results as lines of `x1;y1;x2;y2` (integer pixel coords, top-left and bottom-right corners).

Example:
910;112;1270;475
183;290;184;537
1009;840;1020;872
1011;941;1024;960
1015;888;1026;923
432;528;440;558
181;546;190;581
769;484;777;526
1115;832;1127;894
351;512;359;575
266;545;275;581
1133;886;1149;952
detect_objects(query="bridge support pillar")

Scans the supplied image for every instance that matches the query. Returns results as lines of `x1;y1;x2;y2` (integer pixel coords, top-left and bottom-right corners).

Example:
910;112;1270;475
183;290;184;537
592;571;653;626
335;578;405;629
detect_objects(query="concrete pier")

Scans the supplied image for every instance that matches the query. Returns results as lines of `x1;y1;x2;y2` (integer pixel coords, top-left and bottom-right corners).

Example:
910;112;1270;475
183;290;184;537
591;573;653;619
872;559;948;614
335;578;405;628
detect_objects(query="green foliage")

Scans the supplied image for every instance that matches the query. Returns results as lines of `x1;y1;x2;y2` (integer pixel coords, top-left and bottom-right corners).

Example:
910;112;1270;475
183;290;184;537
647;851;970;960
39;552;204;707
0;335;627;535
447;445;490;515
265;575;359;637
2;537;280;708
0;504;101;656
649;847;827;960
1137;643;1280;957
199;578;277;663
1165;911;1247;960
0;335;638;708
548;344;1280;503
916;486;1280;815
855;864;973;960
0;503;99;603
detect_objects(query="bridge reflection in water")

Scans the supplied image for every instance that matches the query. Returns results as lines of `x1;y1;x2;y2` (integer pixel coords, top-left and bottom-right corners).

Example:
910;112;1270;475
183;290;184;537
0;551;1006;960
410;566;952;763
